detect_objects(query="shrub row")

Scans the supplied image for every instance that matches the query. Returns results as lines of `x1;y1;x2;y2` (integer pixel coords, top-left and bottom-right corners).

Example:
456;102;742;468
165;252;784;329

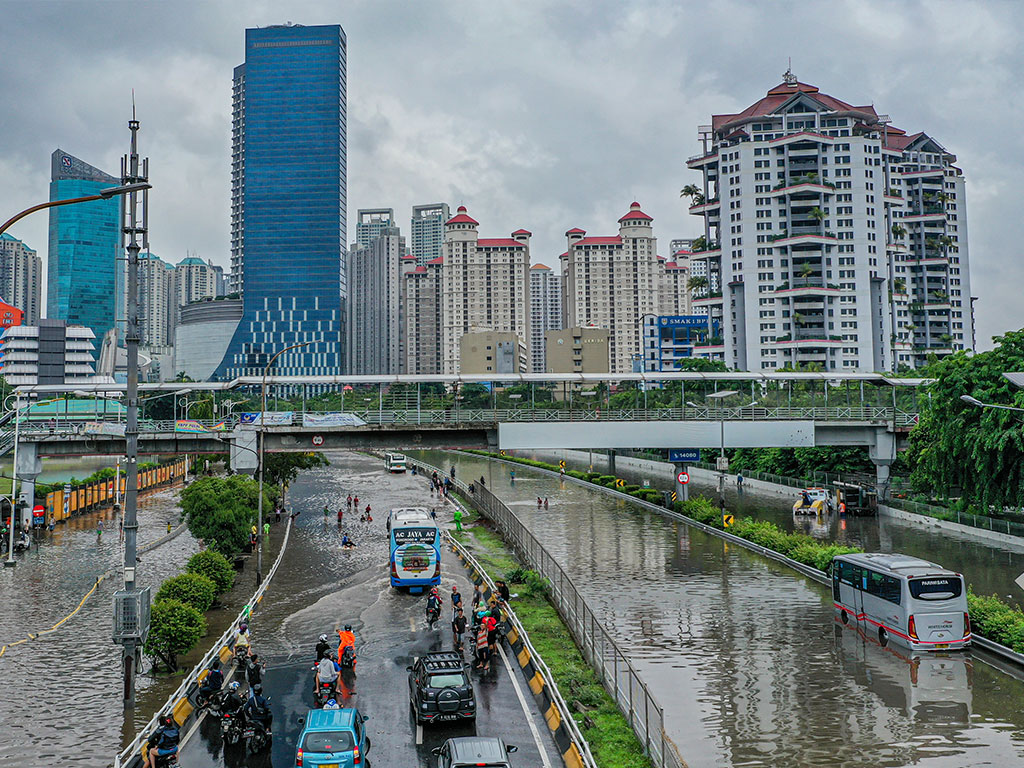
460;450;1024;654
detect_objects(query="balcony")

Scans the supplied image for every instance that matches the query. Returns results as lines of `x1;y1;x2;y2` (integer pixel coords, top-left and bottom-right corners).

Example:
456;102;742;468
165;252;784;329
770;232;837;248
770;181;835;199
688;197;721;215
902;211;946;224
773;279;841;299
771;333;844;348
692;292;724;305
686;152;719;168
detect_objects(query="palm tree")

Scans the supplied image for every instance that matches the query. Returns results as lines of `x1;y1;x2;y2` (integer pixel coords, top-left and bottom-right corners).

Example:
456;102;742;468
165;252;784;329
793;312;805;327
691;193;706;207
809;206;826;234
799;262;815;280
679;184;701;200
939;234;954;252
891;223;907;240
691;235;708;252
687;275;708;292
893;277;906;294
936;192;950;204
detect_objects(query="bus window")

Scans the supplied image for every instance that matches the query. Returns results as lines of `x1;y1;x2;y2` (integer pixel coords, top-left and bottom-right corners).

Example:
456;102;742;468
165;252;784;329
909;577;962;601
838;561;861;587
864;570;902;604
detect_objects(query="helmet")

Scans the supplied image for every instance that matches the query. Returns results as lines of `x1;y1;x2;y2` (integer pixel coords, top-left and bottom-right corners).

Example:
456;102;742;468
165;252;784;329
319;634;328;642
430;587;438;595
251;526;257;534
239;623;248;633
161;714;175;727
252;683;263;694
228;681;240;691
344;624;352;632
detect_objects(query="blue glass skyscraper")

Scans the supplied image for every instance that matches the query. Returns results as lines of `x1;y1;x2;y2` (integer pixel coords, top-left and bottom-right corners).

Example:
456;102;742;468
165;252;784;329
47;150;122;349
216;23;347;379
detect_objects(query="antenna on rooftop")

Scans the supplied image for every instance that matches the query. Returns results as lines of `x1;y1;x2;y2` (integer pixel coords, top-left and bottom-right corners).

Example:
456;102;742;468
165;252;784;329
783;60;797;85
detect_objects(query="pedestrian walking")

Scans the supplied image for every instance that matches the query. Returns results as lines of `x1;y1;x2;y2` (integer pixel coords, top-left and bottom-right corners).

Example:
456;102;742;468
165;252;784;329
263;522;270;537
453;507;463;532
452;607;467;653
544;497;549;510
337;507;344;524
275;506;282;524
474;620;490;671
346;494;353;510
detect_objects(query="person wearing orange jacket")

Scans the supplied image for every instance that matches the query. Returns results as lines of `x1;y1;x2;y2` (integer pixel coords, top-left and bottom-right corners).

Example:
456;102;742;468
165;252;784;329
336;625;357;667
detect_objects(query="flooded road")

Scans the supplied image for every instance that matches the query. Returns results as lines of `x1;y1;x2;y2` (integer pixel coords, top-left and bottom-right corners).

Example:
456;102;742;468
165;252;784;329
0;484;197;768
418;450;1024;768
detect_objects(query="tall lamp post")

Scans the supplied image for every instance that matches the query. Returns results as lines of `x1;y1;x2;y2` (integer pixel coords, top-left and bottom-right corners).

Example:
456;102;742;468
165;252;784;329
257;341;313;585
688;390;758;523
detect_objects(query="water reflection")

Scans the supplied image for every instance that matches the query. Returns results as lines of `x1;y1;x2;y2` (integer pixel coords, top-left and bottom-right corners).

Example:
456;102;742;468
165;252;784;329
417;451;1024;768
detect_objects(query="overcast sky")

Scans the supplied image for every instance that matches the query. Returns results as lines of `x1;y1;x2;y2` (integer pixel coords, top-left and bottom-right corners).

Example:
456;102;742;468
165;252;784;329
0;0;1019;350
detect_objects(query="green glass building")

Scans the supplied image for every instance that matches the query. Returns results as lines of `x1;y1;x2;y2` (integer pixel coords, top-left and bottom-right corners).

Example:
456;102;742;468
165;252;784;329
47;149;122;352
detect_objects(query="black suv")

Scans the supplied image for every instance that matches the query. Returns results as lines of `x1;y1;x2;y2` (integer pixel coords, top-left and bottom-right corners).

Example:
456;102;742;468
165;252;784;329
433;737;518;768
407;652;476;725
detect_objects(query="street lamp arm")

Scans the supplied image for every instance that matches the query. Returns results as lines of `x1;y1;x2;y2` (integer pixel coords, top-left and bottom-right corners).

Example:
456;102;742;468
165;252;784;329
0;183;151;237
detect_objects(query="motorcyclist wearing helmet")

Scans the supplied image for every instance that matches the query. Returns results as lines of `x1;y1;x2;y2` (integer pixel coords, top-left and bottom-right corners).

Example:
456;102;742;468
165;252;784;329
315;634;332;662
221;681;246;717
243;683;273;732
198;660;224;703
336;625;356;666
146;714;180;768
426;588;442;614
234;623;251;656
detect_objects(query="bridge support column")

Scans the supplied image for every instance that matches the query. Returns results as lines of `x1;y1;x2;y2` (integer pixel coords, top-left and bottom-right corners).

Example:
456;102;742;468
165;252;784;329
230;429;259;476
15;441;42;525
869;429;896;502
607;450;616;474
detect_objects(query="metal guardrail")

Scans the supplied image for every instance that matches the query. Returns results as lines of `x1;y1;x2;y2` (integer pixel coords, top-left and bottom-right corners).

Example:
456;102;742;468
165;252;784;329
414;458;685;768
23;406;919;437
444;530;598;768
113;517;293;768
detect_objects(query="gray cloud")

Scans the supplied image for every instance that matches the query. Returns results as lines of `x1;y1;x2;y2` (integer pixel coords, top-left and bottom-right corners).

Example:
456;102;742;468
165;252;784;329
0;0;1019;350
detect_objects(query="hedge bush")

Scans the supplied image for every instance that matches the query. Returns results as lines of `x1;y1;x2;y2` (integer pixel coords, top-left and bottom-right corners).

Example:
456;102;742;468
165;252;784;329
144;598;206;671
186;550;235;595
155;572;217;613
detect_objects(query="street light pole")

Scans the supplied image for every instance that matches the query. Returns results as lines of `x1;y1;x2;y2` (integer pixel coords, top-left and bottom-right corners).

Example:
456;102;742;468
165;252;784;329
257;341;313;585
4;393;21;567
0;182;150;238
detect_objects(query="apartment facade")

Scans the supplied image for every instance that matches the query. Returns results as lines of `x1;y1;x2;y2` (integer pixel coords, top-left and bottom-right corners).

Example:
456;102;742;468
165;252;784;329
560;202;660;373
686;72;972;372
138;252;175;350
346;226;406;374
411;203;450;265
440;208;530;374
355;208;395;249
659;255;692;317
0;233;42;324
1;319;97;386
175;257;221;314
529;264;562;372
401;256;442;374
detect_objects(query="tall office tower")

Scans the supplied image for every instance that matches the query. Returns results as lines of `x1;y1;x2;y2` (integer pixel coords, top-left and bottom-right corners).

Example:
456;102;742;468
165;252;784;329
529;264;562;372
229;62;246;296
560;202;660;373
401;256;442;374
0;233;42;324
355;208;395;249
440;208;531;374
210;263;226;296
686;71;972;372
346;226;406;373
175;256;220;310
138;252;175;350
411;203;450;265
217;23;347;379
47;149;122;348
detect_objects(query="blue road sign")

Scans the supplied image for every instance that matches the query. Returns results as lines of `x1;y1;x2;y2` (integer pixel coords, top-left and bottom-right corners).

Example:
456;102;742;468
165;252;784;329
669;449;700;463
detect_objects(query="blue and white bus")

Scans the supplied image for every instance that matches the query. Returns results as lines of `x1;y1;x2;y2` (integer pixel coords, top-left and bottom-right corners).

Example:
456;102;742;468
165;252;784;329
390;518;440;593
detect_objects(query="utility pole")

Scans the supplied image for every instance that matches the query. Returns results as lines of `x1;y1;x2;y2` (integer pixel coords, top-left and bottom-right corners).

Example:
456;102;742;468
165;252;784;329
113;106;151;708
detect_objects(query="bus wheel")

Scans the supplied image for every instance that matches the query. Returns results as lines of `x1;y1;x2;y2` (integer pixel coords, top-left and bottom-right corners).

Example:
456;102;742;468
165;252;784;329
840;610;849;625
878;627;888;647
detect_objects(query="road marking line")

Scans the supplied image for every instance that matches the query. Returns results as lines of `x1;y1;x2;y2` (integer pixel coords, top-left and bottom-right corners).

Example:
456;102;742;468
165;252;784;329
497;643;553;768
409;615;416;632
416;722;423;745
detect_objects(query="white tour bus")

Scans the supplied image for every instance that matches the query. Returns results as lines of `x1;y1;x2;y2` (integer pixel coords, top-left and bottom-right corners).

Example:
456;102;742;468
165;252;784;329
385;452;408;473
831;552;971;652
386;506;432;534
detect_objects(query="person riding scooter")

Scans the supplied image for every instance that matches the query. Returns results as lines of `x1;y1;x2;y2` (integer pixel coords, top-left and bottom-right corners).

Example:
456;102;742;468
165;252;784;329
146;714;180;768
197;660;224;708
336;625;357;667
315;634;332;662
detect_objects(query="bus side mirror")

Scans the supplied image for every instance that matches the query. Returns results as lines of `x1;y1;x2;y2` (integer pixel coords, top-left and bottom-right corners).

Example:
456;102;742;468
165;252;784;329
507;745;518;753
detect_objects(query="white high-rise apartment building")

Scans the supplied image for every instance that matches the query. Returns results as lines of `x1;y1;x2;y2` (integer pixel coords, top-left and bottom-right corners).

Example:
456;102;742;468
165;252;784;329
440;207;531;374
529;264;562;372
355;208;395;249
411;203;450;265
686;72;972;372
137;252;175;350
175;256;221;312
659;256;692;317
346;227;406;373
0;233;42;324
560;202;660;373
401;256;443;374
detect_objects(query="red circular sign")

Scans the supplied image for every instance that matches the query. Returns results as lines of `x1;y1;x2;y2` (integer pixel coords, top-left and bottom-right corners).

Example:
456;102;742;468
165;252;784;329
676;472;690;485
312;435;324;446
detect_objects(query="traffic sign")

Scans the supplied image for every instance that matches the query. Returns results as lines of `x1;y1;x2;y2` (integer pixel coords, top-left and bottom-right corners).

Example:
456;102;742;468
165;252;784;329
670;491;678;502
312;435;324;446
723;514;734;527
669;449;701;463
615;478;625;488
558;460;566;469
676;471;690;485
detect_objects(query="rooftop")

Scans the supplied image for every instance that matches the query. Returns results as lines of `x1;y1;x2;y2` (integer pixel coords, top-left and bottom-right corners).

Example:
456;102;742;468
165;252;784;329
618;201;653;223
713;75;879;133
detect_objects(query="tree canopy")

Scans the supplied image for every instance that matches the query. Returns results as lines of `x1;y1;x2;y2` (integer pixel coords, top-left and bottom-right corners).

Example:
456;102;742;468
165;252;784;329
180;474;278;556
906;329;1024;511
262;452;329;488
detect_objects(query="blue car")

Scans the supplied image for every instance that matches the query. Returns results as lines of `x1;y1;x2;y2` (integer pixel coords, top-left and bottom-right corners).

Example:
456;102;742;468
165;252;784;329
295;708;371;768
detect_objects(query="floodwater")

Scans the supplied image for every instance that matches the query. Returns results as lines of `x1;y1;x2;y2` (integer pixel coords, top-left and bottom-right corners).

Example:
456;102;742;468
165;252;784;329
417;450;1024;768
0;484;197;768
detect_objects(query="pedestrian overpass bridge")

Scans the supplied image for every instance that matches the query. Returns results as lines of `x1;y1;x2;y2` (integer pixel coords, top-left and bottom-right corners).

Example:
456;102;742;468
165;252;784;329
7;372;924;501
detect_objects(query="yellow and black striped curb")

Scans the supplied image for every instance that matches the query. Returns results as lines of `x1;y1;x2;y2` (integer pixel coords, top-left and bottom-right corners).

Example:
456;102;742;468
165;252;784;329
449;543;588;768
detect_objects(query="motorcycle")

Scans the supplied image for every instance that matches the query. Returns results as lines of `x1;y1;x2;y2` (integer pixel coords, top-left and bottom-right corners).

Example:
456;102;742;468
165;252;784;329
151;749;179;768
244;720;272;754
315;679;335;708
196;687;226;715
233;645;249;668
339;644;356;669
426;604;440;629
220;707;245;746
13;537;30;553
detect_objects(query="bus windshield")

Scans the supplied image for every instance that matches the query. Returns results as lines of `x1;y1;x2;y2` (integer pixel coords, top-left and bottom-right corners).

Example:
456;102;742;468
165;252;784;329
393;527;437;544
909;577;962;601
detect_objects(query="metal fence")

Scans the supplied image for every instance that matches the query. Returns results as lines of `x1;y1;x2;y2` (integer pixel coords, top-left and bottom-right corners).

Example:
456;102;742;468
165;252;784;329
414;459;685;768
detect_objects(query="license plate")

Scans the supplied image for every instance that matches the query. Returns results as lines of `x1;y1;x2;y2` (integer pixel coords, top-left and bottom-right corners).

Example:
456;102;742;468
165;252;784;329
435;714;459;721
242;729;254;737
933;643;949;649
320;764;339;768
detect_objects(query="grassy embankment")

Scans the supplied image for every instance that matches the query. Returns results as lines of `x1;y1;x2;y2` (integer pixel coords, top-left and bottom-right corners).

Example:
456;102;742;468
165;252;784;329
462;450;1024;654
450;500;660;768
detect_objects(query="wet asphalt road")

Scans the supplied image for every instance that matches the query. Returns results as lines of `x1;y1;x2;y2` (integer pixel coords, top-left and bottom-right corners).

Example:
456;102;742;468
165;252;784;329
178;451;555;768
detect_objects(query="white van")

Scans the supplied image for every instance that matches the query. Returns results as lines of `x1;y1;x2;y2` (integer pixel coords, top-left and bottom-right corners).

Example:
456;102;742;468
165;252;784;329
831;552;970;652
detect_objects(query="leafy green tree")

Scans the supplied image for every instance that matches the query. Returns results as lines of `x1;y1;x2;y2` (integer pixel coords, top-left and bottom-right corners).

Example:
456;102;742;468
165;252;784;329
181;475;277;556
262;452;329;489
186;550;236;595
155;572;217;612
906;329;1024;511
144;598;206;672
